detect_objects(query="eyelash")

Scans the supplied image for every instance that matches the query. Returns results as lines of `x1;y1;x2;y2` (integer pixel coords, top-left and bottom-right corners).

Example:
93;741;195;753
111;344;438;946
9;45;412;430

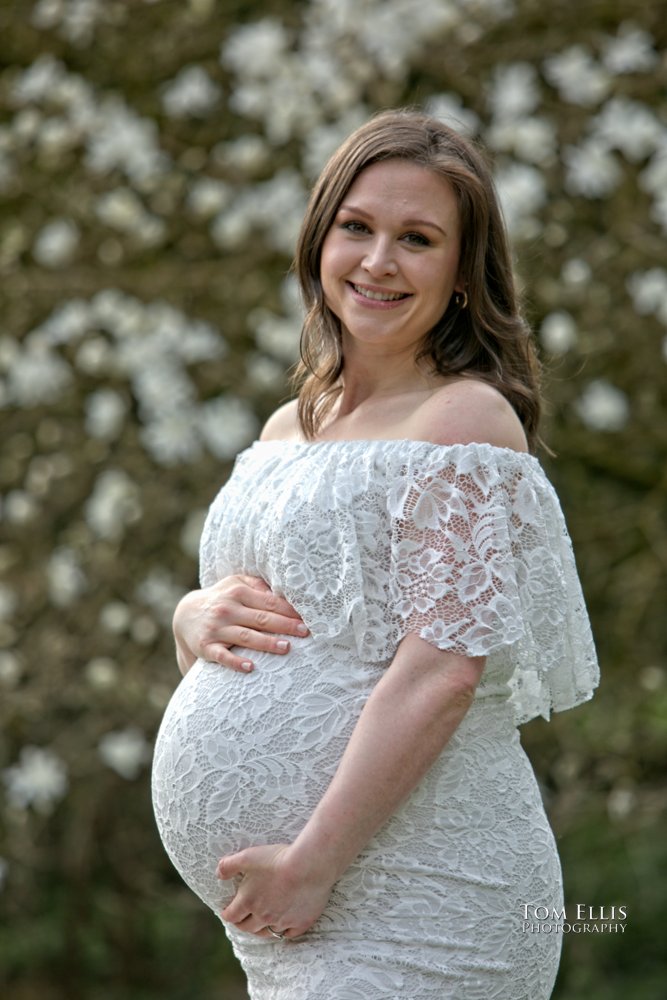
339;221;431;247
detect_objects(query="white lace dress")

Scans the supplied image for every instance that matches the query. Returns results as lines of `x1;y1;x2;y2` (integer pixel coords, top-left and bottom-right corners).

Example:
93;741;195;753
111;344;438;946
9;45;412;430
152;440;598;1000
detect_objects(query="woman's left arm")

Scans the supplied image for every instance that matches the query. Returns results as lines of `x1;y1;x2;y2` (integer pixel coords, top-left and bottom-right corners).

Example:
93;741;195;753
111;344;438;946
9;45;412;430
218;633;484;938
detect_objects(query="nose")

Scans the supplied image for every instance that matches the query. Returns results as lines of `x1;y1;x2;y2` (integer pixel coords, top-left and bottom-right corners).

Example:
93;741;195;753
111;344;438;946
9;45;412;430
361;237;398;277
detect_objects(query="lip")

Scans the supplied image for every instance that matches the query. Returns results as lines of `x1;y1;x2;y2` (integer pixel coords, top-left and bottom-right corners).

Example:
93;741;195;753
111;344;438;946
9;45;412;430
346;280;413;309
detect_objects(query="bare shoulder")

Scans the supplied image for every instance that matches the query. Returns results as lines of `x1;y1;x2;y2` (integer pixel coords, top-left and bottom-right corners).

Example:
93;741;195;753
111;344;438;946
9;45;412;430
259;398;300;441
414;378;529;452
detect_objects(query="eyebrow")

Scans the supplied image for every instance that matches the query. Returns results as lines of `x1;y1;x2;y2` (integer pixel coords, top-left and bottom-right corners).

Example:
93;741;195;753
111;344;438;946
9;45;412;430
338;204;448;237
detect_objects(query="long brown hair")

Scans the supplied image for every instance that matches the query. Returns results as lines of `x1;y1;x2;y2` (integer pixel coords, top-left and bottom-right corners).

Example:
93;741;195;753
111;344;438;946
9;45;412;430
292;108;543;451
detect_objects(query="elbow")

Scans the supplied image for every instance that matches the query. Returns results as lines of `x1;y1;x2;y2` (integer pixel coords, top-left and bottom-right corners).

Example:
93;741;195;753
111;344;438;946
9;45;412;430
446;672;478;711
434;655;485;713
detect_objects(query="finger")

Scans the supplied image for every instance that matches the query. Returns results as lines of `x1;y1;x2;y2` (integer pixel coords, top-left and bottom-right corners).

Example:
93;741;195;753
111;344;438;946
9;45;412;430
226;582;304;623
234;914;271;936
205;643;255;673
250;608;309;638
217;852;246;880
237;575;272;593
221;899;251;924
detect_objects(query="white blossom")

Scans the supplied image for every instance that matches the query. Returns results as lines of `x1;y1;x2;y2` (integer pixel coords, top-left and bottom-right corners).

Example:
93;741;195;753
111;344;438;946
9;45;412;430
486;117;556;165
75;336;113;375
221;18;290;77
12;108;42;144
161;66;221;119
198;395;260;460
95;188;147;231
3;746;68;813
0;857;7;891
5;346;72;406
210;200;254;250
84;388;128;440
11;55;67;105
40;299;92;344
90;288;143;333
543;46;611;107
0;651;23;686
302;108;371;178
31;0;64;31
96;189;166;245
0;336;18;371
136;568;185;625
33;0;107;46
563;139;622;198
493;162;547;236
540;311;578;355
601;23;658;75
0;583;17;622
487;63;540;121
425;93;479;136
245;353;287;392
98;728;151;780
99;601;131;633
85;98;169;183
626;269;667;316
177;321;226;365
650;192;667;240
250;311;301;364
212;135;270;174
131;615;159;645
575;379;629;432
639;149;667;197
33;218;80;267
230;74;321;146
640;665;665;692
591;98;665;163
561;258;592;287
47;547;87;607
351;0;460;80
253;170;308;254
85;469;142;539
131;363;195;420
3;490;39;524
85;656;118;689
36;116;80;159
140;409;203;466
186;178;232;218
607;787;635;822
180;508;208;559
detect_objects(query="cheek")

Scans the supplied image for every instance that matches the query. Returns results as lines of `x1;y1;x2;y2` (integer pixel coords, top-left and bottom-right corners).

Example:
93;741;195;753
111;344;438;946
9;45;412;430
320;235;346;278
320;238;349;304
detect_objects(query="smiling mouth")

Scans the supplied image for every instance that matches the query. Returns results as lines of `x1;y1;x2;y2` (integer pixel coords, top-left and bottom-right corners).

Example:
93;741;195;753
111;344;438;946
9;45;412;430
349;282;411;302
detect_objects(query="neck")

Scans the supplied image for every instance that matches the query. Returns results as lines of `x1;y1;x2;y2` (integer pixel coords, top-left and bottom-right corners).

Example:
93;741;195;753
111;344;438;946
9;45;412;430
335;348;440;418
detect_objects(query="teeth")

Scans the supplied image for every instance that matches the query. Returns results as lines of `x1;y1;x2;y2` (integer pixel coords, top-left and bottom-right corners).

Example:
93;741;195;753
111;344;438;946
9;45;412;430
352;283;407;302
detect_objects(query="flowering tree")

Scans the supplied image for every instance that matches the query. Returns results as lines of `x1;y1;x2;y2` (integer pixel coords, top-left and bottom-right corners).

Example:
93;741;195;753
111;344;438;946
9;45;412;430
0;1;665;997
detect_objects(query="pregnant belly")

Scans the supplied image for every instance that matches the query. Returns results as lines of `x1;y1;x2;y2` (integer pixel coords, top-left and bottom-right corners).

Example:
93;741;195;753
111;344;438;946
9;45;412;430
151;640;381;914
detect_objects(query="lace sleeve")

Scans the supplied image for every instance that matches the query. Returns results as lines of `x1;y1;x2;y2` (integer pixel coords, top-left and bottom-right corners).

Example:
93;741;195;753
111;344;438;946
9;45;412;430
386;446;599;723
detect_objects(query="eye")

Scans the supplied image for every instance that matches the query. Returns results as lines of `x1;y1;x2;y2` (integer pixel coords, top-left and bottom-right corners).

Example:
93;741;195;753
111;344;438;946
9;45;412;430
339;220;370;235
402;231;431;247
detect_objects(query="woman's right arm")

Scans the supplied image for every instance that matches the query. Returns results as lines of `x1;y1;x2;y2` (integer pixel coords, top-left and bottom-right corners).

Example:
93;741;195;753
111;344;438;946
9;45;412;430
173;575;309;676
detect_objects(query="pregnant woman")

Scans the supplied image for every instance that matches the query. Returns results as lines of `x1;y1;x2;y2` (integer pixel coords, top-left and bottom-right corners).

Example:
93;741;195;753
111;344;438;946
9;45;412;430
152;109;598;999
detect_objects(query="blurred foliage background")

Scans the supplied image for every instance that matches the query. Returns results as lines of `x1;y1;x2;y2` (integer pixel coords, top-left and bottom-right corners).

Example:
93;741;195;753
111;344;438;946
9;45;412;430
0;0;665;997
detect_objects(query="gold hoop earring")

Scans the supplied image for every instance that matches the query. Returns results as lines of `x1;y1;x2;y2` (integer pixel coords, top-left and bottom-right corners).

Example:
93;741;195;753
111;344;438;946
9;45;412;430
455;291;468;310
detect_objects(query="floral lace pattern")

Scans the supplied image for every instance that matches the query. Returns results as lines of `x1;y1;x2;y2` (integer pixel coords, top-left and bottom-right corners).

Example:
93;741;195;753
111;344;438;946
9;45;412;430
200;441;598;724
152;440;598;999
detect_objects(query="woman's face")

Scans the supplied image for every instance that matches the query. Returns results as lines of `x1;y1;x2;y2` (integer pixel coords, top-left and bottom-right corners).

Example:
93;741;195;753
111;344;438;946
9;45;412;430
320;159;463;361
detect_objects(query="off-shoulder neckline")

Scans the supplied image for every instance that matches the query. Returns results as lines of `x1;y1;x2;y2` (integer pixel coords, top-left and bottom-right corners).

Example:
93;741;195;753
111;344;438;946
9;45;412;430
248;438;539;463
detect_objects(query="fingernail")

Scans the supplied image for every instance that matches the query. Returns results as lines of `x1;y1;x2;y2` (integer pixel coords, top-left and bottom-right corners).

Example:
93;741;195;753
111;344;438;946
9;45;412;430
276;640;289;651
241;661;254;671
296;624;309;635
